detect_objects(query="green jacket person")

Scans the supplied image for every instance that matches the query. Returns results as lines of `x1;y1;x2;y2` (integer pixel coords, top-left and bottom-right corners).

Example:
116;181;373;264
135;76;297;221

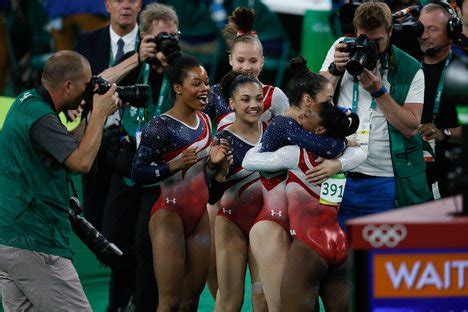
0;50;119;311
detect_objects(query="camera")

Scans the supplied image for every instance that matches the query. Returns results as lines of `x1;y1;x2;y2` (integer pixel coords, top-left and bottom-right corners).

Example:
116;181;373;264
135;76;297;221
342;34;379;76
68;197;123;266
146;32;181;66
84;76;150;113
391;6;424;60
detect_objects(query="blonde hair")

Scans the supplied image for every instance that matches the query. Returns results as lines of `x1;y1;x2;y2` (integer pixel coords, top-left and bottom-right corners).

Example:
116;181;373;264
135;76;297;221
223;7;263;54
353;2;393;32
139;3;178;34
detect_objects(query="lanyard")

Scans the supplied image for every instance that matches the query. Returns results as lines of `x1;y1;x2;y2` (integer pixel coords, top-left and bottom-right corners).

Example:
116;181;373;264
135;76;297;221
351;63;387;113
135;63;152;119
137;63;170;117
352;79;378;112
156;78;169;116
431;51;452;118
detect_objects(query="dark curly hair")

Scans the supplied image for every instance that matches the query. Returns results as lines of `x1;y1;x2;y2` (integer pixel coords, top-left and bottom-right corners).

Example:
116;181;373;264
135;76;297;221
318;102;360;138
218;70;261;102
165;54;203;95
286;56;330;107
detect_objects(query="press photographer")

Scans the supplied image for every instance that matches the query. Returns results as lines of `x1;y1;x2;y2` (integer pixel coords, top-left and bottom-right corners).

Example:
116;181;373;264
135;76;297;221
337;2;424;59
74;3;181;311
321;2;431;229
0;50;120;311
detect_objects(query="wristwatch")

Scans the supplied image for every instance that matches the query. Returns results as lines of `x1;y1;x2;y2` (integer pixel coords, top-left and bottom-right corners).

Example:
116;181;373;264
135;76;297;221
328;62;344;77
442;128;452;141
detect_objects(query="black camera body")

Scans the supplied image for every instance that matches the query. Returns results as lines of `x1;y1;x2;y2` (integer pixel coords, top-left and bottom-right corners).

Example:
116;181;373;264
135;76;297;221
342;34;379;76
84;76;150;114
392;8;424;60
69;197;123;266
146;32;181;66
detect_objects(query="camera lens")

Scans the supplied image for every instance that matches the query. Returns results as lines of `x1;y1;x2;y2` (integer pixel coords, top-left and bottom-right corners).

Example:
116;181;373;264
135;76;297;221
116;84;150;108
346;51;367;76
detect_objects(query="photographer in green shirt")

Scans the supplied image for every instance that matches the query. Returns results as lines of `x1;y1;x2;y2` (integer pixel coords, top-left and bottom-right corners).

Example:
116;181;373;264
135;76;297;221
0;50;119;311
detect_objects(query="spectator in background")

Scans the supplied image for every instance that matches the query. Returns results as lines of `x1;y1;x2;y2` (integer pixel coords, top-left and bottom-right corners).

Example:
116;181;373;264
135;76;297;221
321;2;431;229
155;0;225;56
418;2;463;199
454;0;468;56
96;3;180;310
75;1;142;311
44;1;109;51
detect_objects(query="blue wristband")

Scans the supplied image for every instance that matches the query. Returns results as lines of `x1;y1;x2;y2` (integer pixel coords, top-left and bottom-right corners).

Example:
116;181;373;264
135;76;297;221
371;85;387;98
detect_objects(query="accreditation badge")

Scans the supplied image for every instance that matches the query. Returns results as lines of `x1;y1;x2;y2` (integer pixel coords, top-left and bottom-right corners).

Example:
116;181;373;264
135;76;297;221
319;173;347;206
355;122;370;155
423;139;435;163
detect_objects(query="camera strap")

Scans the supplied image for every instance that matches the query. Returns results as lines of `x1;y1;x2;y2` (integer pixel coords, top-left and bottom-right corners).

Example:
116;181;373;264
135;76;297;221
67;177;79;198
136;63;153;118
351;64;388;112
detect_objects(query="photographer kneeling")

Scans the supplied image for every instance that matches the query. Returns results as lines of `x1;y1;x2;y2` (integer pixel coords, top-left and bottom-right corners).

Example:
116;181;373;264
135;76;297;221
321;2;432;229
0;50;120;311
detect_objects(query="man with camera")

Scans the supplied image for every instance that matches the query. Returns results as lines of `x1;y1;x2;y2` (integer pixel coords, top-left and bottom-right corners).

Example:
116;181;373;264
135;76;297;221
321;2;431;229
76;2;180;311
75;1;143;311
0;50;119;311
418;2;463;199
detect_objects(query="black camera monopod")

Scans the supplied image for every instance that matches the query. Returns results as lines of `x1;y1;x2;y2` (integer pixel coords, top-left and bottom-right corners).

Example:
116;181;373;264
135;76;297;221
69;197;123;265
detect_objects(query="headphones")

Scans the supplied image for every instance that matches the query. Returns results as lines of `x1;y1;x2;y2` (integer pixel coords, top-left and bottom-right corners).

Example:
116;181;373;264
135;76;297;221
430;1;463;39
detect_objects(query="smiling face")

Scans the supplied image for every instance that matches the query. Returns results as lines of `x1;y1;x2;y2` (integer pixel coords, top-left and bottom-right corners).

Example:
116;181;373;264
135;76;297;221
229;41;264;78
175;65;210;111
229;82;264;125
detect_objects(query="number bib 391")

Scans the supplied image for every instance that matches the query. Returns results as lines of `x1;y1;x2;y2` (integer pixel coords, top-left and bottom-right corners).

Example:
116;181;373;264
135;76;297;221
319;173;347;206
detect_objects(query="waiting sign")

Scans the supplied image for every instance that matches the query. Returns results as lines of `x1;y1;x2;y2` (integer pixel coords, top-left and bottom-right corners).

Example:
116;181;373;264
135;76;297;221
370;250;468;310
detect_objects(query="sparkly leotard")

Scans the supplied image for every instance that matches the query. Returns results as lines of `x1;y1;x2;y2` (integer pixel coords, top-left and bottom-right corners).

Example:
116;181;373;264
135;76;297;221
132;112;212;236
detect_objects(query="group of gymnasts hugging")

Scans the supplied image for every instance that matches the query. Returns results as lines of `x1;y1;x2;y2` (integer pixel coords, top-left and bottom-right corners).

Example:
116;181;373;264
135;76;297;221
131;7;365;312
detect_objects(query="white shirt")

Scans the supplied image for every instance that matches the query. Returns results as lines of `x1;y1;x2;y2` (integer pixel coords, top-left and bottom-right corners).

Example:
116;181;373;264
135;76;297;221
321;37;425;177
105;25;139;128
109;24;139;62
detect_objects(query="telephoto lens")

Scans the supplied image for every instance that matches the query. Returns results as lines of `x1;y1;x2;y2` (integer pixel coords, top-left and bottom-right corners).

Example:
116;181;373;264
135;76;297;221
68;197;123;266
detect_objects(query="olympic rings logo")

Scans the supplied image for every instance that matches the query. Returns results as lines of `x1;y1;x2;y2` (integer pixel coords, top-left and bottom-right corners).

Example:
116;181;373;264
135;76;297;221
362;224;407;248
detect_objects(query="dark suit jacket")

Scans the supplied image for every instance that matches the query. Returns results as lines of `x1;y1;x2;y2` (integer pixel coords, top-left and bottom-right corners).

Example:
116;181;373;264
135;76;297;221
75;26;112;75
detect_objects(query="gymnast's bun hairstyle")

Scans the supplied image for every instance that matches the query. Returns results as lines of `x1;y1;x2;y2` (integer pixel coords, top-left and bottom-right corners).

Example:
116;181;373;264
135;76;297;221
287;56;330;108
165;54;203;95
319;102;360;138
223;7;263;54
219;70;261;102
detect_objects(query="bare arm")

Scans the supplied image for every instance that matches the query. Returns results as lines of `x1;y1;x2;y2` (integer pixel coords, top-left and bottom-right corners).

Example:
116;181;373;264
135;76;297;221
375;95;422;138
64;85;119;173
100;53;140;84
99;35;162;84
359;64;423;138
320;42;349;92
